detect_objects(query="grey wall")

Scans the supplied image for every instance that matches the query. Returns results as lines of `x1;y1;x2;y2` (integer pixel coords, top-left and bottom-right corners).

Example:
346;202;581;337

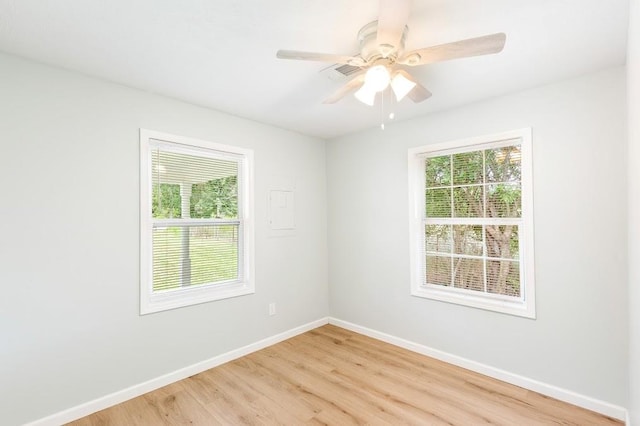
327;67;628;406
628;0;640;421
0;52;328;425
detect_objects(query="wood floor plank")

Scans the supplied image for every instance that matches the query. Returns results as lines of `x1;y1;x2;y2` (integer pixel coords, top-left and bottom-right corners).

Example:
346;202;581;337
217;358;317;422
68;325;622;425
291;333;481;424
301;329;553;425
304;329;565;424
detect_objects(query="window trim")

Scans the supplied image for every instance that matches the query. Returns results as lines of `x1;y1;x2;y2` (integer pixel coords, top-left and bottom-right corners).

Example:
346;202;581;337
140;129;255;315
408;128;536;318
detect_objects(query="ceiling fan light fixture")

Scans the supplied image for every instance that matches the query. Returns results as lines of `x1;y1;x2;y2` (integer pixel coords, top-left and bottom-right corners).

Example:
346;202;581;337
354;85;376;106
364;65;391;92
390;72;417;101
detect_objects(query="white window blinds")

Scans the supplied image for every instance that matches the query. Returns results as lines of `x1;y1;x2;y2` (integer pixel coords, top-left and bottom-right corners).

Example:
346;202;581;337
424;140;522;299
150;141;243;291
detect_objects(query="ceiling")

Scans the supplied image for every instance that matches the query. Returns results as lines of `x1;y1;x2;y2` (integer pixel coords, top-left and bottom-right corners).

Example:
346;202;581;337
0;0;629;139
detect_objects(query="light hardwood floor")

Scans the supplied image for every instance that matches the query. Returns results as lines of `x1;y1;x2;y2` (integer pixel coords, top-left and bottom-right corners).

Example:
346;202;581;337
69;325;621;425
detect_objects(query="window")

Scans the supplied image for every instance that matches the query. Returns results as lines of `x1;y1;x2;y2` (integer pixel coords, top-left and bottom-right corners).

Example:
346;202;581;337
140;129;254;314
408;129;535;318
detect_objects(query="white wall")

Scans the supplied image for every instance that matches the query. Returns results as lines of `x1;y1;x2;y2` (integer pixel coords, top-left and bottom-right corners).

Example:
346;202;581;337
0;52;328;425
327;67;628;406
628;0;640;421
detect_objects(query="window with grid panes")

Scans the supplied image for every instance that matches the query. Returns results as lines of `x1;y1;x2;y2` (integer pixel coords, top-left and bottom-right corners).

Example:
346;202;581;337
140;129;255;314
408;129;535;318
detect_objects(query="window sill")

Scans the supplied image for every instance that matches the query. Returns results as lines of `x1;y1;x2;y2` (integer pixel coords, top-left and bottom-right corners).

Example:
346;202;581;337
140;280;254;315
412;285;535;319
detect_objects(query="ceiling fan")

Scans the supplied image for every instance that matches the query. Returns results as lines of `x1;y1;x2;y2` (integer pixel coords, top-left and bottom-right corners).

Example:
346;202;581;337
276;0;506;106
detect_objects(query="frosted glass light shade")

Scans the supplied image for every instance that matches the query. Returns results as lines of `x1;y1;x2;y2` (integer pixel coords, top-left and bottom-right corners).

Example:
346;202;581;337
364;65;390;92
391;72;417;101
354;85;376;106
354;65;391;106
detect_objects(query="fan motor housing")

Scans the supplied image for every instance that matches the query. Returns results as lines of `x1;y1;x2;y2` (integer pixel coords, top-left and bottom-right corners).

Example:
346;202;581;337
358;20;408;63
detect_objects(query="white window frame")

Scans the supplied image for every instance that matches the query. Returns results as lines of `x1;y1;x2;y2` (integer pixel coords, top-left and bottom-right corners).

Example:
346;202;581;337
140;129;255;315
408;128;535;318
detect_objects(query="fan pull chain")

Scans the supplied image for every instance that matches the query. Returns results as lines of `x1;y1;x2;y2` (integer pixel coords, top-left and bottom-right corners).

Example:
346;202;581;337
380;88;397;130
380;90;385;130
388;89;396;121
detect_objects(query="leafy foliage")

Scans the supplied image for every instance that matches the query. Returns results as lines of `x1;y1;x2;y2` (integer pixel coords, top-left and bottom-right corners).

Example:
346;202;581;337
153;184;181;219
453;151;483;185
426;188;451;217
191;176;238;219
425;155;450;187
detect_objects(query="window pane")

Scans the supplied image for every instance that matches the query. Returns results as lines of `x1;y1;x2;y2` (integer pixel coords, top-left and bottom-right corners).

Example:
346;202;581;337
485;225;519;259
426;188;452;218
425;225;451;253
453;151;483;185
452;258;484;291
425;155;451;187
191;176;238;219
152;149;238;220
453;186;483;217
152;183;182;219
486;260;520;297
453;225;483;256
153;224;239;292
426;255;451;286
486;183;521;218
485;145;521;183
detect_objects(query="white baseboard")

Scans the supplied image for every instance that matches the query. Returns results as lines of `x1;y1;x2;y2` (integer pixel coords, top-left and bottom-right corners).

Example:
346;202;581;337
329;317;628;422
27;317;329;426
27;316;628;425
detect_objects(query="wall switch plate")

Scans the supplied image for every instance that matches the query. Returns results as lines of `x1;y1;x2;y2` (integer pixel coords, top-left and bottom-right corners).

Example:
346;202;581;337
269;303;276;316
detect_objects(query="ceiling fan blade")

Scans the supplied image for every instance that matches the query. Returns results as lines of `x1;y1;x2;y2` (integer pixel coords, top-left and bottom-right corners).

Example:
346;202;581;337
276;50;365;66
323;74;366;104
408;83;432;103
398;33;507;66
395;70;432;103
376;0;411;55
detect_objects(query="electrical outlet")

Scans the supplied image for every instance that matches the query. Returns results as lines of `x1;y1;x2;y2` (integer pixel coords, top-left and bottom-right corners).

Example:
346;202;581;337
268;303;276;316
